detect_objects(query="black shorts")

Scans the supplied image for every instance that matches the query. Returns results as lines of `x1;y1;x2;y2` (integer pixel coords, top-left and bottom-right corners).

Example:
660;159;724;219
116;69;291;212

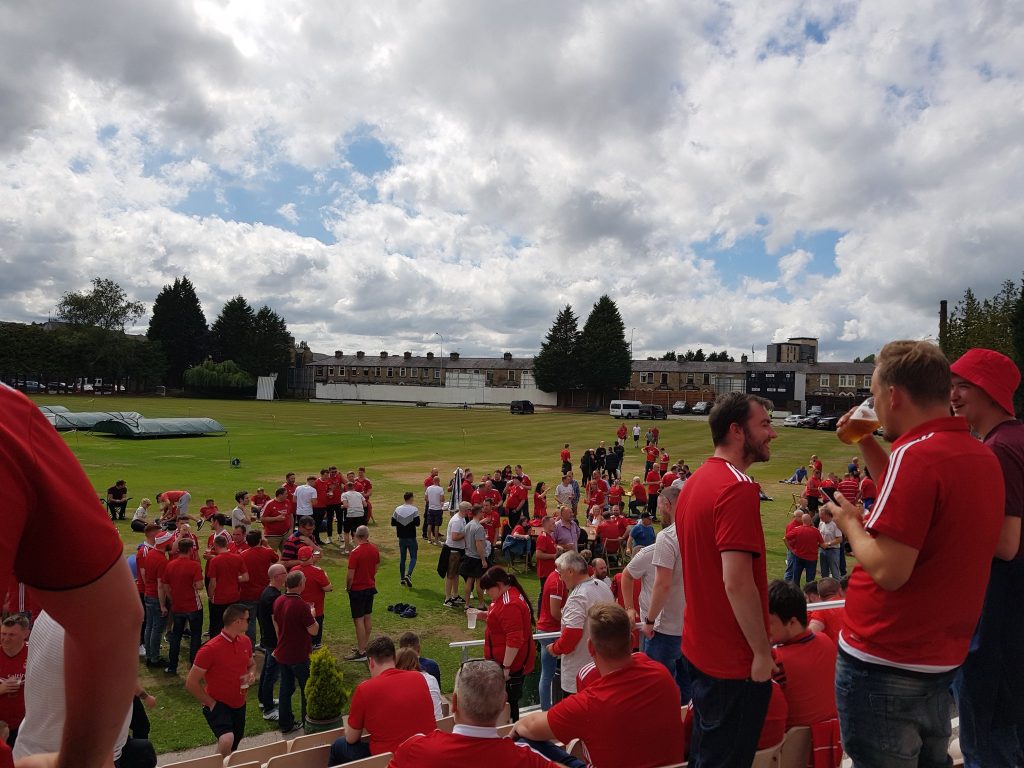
349;588;376;619
459;556;486;580
427;509;443;527
202;700;246;749
343;515;364;534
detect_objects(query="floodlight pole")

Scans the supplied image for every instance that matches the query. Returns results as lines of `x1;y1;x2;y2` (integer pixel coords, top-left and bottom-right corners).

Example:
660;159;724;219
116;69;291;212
435;332;444;389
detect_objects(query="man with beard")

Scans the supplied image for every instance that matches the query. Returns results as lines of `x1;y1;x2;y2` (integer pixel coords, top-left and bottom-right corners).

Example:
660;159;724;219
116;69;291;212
675;392;778;767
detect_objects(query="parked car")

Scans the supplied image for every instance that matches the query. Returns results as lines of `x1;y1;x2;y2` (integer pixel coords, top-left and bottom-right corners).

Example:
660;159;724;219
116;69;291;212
782;414;802;427
638;404;667;420
797;415;819;428
18;380;43;392
815;415;840;430
670;400;690;415
691;401;713;415
808;405;823;416
510;400;535;414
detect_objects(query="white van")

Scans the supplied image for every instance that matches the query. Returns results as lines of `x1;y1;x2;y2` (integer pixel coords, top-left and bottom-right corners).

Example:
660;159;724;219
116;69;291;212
609;400;642;419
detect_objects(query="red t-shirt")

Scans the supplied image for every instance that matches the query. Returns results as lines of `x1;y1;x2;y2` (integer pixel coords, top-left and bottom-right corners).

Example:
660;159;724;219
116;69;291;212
645;469;661;496
533;493;547;517
786;525;824;561
348;668;436;754
162;557;203;613
985;420;1024;559
0;644;27;728
859;476;877;500
140;547;167;598
536;533;557;581
548;653;685;768
773;631;837;727
272;592;317;665
484;588;536;674
608;485;624;506
837;478;860;503
660;472;678;488
208;552;248;604
390;730;555;768
260;499;292;536
0;386;123;592
644;445;660;464
326;474;343;505
291;563;331;615
283;482;298;513
347;542;379;591
676;457;768;679
631;482;648;503
505;485;527;509
560;448;571;463
240;545;279;601
617;424;628;439
251;491;270;509
313;478;330;508
597;520;620;545
461;480;476;502
615;516;631;537
199;504;218;520
659;454;670;472
810;605;846;645
193;632;252;708
812;459;823;473
803;477;823;500
843;417;1003;669
537;570;568;632
482;509;501;544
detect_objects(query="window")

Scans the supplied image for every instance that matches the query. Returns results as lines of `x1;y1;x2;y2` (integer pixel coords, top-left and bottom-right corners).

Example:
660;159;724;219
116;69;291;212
819;375;830;387
660;373;669;385
686;372;694;384
434;369;440;379
838;374;856;387
327;366;334;376
410;368;418;378
400;367;406;377
703;373;710;385
351;367;358;376
338;367;345;377
386;367;394;378
508;369;517;381
316;366;324;376
474;369;480;374
362;367;369;376
639;372;651;384
486;370;494;384
863;375;872;387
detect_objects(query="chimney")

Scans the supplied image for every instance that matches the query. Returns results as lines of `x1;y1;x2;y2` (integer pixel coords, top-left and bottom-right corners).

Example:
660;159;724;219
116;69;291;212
380;351;388;358
403;351;412;360
503;352;512;360
426;352;434;360
334;350;343;358
356;351;365;359
449;352;459;361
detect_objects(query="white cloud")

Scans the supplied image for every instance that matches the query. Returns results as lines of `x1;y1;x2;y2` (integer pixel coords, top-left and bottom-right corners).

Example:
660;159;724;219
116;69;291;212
276;203;299;225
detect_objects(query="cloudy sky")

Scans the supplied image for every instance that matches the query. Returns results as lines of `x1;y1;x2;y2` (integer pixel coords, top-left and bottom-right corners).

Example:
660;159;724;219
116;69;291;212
2;0;1021;361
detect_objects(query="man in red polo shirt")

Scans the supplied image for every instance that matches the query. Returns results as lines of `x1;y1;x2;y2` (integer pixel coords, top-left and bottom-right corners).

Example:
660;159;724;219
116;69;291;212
260;487;292;552
240;530;279;644
0;614;29;747
827;340;1003;767
505;478;528;528
186;603;256;756
515;603;685;768
784;513;823;586
344;526;379;661
207;537;249;638
312;468;330;546
949;347;1024;766
675;392;777;767
140;523;169;668
329;635;436;764
161;537;205;675
644;466;661;516
290;546;332;647
643;443;659;475
272;570;318;735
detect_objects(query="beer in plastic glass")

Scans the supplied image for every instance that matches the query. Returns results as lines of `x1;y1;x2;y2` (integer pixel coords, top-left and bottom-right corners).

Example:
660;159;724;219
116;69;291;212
837;397;880;444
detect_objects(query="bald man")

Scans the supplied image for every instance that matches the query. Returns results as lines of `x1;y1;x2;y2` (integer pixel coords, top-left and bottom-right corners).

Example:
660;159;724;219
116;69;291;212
257;563;288;719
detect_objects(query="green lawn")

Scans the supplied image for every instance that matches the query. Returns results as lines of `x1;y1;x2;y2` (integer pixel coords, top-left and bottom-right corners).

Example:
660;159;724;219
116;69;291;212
32;395;856;753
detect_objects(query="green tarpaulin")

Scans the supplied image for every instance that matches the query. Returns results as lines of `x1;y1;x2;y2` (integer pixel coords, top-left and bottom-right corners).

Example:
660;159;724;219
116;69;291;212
91;417;226;438
50;411;143;430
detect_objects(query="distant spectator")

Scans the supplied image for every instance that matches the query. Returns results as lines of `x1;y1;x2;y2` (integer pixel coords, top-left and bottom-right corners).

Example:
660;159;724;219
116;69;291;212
396;647;443;718
479;567;536;721
547;552;613;698
628;512;656;553
808;577;845;644
817;508;843;580
398;631;441;686
344;526;379;661
160;538;204;675
107;479;129;521
784;514;822;585
0;614;28;747
272;570;318;735
393;491;421;585
256;564;287;721
131;498;152;533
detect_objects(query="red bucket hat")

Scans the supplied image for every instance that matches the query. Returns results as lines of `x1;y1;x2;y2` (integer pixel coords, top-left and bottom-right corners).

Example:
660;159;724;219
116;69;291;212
951;348;1021;416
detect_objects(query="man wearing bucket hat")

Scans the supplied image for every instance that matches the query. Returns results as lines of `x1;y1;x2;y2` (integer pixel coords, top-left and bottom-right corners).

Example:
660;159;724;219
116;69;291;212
950;347;1024;767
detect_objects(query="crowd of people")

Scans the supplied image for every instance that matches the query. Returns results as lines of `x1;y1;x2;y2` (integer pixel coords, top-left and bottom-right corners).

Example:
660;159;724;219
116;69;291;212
2;339;1022;768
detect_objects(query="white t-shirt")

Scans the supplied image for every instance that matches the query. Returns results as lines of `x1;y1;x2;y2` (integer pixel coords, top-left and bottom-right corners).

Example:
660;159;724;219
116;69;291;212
132;505;148;522
294;484;317;517
425;485;445;510
421;671;443;719
819;520;842;547
341;490;365;518
393;503;419;526
231;505;250;531
559;578;614;693
624;542;656;620
445;513;467;549
633;425;641;437
555;482;575;507
650;524;685;636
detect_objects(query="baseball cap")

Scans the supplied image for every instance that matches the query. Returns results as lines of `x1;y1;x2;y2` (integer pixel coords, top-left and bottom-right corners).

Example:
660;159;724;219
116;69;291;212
951;348;1021;416
640;511;652;519
298;545;313;560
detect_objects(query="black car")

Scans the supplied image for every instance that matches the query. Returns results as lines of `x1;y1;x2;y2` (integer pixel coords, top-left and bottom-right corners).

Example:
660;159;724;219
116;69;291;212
797;415;819;428
510;400;535;414
670;400;690;415
691;401;713;415
815;415;840;430
638;404;667;420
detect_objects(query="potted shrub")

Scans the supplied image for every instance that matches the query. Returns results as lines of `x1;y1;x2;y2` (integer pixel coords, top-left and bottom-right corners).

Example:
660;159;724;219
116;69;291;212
303;646;349;733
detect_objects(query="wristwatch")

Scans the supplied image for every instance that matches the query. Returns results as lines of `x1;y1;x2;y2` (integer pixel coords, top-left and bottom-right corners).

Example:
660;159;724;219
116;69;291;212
644;617;655;625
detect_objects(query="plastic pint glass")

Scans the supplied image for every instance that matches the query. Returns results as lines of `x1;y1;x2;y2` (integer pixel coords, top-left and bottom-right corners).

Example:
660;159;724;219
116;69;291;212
837;397;880;444
466;609;479;629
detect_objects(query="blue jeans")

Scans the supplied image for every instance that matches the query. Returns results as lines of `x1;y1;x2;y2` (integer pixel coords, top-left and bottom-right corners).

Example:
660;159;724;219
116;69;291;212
646;631;690;704
398;537;417;578
259;649;280;711
539;638;557;711
329;738;370;765
784;550;797;582
793;557;816;585
502;538;533;560
819;548;841;579
836;651;955;768
167;610;203;672
143;596;166;662
686;659;771;768
278;659;310;731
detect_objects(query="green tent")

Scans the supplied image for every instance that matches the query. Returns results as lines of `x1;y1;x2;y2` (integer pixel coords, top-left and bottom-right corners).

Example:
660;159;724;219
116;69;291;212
91;417;227;438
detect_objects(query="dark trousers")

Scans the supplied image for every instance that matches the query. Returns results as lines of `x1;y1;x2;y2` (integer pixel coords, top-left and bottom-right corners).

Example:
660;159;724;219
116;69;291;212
168;610;203;672
325;505;341;537
422;502;430;539
686;659;772;768
259;649;280;710
330;738;371;765
108;501;127;520
628;498;646;516
506;672;525;722
242;601;258;645
138;592;146;645
278;659;310;731
314;615;324;646
208;602;227;637
312;507;326;543
793;557;817;585
647;491;659;516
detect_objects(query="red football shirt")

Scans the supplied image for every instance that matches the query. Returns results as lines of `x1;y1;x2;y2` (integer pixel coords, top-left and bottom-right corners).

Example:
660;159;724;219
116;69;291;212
260;499;292;536
560;449;571;463
208;552;248;604
537;570;567;632
535;534;557;581
272;592;316;665
676;457;768;679
283;482;298;514
644;445;660;464
0;644;27;728
347;542;379;591
631;482;648;503
837;478;860;503
785;525;823;561
240;545;279;601
860;476;877;500
772;631;837;727
645;469;661;496
162;557;203;613
313;478;329;508
390;729;555;768
291;563;331;615
193;632;252;708
484;589;536;675
842;417;1003;669
547;653;685;768
660;472;678;488
348;668;436;754
140;547;167;598
597;520;620;546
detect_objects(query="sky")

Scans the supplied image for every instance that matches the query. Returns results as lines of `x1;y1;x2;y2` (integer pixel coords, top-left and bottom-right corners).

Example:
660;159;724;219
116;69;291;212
1;1;1022;362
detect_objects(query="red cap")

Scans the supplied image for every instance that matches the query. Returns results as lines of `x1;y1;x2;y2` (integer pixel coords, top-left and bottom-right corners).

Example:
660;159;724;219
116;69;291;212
951;348;1020;416
298;545;313;560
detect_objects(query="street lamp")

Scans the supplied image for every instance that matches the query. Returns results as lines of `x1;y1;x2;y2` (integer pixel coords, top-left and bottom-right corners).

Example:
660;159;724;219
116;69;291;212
629;327;635;359
435;332;443;387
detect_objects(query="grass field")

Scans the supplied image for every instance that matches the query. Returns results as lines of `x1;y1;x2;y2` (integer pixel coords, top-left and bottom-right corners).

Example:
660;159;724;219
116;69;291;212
31;394;858;753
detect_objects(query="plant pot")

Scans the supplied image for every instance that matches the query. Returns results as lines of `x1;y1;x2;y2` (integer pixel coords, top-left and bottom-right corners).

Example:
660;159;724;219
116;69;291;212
303;714;343;734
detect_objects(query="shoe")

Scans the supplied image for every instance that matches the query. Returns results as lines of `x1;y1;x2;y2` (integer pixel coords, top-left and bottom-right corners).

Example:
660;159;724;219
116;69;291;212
443;597;454;606
400;606;417;618
138;644;146;656
312;643;322;650
145;658;168;668
404;575;413;588
163;667;177;675
281;722;302;734
452;596;465;605
263;709;279;721
344;650;368;662
196;518;205;531
324;536;332;544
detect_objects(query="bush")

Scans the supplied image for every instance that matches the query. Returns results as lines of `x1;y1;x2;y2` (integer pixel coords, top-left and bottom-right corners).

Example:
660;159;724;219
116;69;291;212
183;360;256;388
304;646;349;720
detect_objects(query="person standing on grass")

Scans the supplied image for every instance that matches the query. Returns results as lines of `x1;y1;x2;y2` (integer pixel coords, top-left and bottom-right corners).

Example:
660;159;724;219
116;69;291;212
257;564;287;721
272;571;318;735
560;444;572;475
139;523;169;669
459;505;491;610
160;537;204;676
421;467;439;540
344;526;379;661
229;490;252;534
424;477;445;546
239;530;279;644
186;603;256;757
207;536;249;638
340;482;367;553
290;546;332;648
393;491;421;586
312;469;330;546
260;487;292;552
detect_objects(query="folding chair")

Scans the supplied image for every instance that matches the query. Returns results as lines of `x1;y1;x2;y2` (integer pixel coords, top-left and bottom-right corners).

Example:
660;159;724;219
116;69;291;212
779;727;811;768
162;755;223;768
224;741;287;767
288;728;345;753
752;739;783;767
264;744;330;768
603;537;623;569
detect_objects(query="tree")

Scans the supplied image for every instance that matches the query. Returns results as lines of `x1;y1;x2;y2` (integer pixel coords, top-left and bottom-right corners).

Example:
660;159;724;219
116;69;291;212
210;296;257;370
943;279;1022;362
577;295;631;398
660;351;677;361
147;276;208;387
183;360;256;388
706;350;735;362
250;305;293;379
56;277;145;331
533;305;581;392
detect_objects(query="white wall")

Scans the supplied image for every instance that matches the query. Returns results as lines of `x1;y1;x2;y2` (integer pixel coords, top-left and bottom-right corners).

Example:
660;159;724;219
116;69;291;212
315;381;557;406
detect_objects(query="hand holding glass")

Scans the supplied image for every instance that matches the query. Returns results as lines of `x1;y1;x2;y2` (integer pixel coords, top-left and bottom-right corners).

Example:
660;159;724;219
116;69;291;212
837;397;880;444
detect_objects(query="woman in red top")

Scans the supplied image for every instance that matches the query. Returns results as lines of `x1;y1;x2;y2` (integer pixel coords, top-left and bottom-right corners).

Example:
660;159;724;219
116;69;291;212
480;566;536;721
608;479;624;509
533;481;548;519
629;476;648;516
